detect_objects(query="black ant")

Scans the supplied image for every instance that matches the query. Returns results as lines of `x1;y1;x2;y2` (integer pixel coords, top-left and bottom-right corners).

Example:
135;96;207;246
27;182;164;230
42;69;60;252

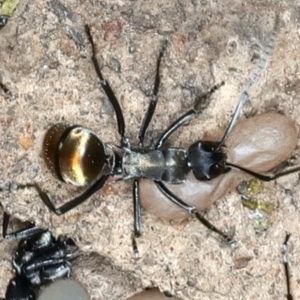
5;18;300;249
0;212;78;300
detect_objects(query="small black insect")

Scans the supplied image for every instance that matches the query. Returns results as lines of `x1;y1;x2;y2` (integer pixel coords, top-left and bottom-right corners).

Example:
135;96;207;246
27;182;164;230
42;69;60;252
0;212;78;300
0;15;9;29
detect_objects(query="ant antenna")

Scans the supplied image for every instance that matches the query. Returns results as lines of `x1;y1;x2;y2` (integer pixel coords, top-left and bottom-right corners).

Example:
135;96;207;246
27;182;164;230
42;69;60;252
217;15;279;150
282;233;293;300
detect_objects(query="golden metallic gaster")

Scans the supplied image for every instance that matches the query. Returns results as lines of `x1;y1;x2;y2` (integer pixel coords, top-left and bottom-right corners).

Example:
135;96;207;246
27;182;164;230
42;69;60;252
43;124;106;186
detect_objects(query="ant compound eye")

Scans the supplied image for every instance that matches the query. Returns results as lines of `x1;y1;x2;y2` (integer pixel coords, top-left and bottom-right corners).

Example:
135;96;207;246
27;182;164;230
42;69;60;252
43;124;107;186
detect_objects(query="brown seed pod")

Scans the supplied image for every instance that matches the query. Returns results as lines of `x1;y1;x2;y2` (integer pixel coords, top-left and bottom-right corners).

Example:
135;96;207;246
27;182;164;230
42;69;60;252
139;113;298;221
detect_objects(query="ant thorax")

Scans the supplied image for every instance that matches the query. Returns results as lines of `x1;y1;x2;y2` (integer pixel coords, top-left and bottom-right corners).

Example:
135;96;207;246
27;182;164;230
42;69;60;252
122;147;189;183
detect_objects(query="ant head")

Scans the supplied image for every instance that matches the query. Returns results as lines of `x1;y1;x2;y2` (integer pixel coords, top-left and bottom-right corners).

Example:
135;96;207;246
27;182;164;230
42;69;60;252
43;124;109;186
188;141;229;180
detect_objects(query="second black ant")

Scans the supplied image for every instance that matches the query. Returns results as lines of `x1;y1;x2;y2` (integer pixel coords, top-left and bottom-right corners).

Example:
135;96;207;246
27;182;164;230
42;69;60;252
0;212;79;300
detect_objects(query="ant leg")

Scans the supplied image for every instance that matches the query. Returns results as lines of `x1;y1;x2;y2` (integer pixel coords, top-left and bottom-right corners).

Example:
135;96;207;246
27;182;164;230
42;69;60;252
2;212;46;241
226;162;300;182
155;181;234;244
155;82;224;149
217;15;279;149
40;262;72;281
10;175;109;215
282;233;293;300
85;25;127;146
38;175;109;215
132;180;141;258
133;180;142;237
138;40;168;147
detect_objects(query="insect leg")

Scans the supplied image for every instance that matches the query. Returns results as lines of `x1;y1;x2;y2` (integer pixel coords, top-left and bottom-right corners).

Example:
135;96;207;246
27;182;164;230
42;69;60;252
132;180;141;258
2;212;46;241
226;162;300;182
133;180;142;237
85;25;128;146
155;181;234;243
138;40;168;147
155;82;224;149
217;15;279;149
282;233;293;300
8;176;109;215
40;175;109;215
